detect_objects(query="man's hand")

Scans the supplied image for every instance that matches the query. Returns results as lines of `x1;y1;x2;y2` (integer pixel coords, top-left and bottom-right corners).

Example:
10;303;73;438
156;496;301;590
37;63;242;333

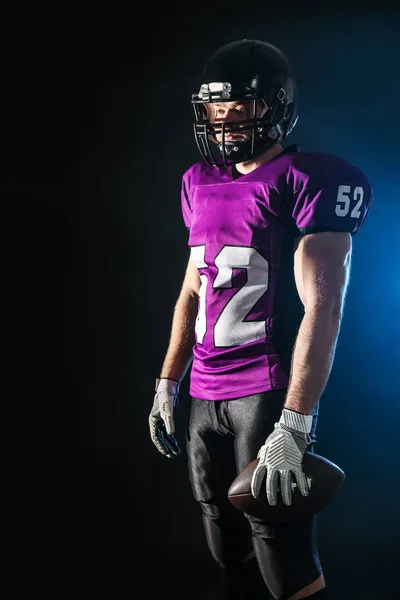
251;409;313;506
149;378;181;458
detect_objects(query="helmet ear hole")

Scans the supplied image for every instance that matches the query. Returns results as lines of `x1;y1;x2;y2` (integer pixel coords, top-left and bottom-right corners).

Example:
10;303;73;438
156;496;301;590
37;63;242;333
267;124;282;142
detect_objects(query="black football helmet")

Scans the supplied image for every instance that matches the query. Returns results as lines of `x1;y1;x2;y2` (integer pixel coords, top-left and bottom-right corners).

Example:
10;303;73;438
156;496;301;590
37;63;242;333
192;39;299;167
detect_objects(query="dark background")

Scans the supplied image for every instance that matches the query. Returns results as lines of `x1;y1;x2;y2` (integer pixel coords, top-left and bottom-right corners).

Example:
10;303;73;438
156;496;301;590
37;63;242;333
9;1;399;598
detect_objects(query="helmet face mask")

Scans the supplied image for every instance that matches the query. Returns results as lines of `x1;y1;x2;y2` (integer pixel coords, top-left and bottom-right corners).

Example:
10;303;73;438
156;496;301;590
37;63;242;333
192;92;285;167
191;40;299;168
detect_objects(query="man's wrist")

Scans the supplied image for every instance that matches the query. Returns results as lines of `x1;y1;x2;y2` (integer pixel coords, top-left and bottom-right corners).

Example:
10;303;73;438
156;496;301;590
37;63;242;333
279;408;312;434
155;377;180;393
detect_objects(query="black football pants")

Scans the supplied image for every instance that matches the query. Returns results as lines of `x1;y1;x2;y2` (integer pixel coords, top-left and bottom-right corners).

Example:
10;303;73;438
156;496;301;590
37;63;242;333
186;390;323;600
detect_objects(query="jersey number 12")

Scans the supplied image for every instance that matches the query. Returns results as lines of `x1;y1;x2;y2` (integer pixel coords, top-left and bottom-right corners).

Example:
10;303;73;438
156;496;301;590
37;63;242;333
191;245;269;347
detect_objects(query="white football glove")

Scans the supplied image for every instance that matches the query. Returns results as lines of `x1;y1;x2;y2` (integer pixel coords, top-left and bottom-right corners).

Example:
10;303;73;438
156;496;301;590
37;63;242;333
149;378;181;458
251;408;313;506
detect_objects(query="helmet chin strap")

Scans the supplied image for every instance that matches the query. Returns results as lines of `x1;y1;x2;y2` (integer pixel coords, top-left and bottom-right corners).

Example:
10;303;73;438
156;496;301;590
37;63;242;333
218;135;275;165
217;141;239;156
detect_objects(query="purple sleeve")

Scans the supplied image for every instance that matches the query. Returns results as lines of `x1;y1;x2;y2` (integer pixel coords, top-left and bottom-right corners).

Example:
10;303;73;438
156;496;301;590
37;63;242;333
291;164;373;236
181;170;192;230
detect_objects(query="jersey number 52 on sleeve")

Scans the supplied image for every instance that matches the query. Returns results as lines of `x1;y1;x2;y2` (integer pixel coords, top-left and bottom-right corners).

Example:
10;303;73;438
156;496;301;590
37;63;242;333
335;185;364;218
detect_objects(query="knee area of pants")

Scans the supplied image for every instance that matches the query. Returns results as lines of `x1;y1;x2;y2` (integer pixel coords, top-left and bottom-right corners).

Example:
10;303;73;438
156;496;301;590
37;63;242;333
199;500;221;519
246;514;275;538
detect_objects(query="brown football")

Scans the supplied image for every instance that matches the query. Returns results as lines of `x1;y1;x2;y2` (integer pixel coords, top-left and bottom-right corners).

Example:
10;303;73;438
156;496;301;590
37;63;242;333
228;452;345;524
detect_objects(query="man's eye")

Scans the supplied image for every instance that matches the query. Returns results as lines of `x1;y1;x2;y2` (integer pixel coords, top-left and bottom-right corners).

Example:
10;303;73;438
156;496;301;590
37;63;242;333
213;106;248;117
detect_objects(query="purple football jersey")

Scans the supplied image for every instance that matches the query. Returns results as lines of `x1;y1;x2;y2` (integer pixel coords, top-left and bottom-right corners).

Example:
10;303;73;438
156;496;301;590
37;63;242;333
181;146;372;401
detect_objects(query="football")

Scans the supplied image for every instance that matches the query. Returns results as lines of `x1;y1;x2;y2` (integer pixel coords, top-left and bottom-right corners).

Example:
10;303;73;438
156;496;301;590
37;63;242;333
228;452;345;524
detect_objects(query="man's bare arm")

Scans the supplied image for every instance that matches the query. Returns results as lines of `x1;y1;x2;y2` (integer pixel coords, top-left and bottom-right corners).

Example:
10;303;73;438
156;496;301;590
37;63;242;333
284;231;352;415
159;257;200;382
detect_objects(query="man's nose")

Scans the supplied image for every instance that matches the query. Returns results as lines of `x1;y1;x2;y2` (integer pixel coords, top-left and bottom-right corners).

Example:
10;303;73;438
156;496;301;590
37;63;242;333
225;111;238;123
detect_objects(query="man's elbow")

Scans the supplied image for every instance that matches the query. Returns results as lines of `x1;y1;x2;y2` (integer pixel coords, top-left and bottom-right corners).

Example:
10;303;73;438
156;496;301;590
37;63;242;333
177;286;199;307
305;299;344;322
304;271;349;321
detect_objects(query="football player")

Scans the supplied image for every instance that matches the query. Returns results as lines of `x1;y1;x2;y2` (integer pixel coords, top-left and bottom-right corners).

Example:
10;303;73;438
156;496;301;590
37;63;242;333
149;39;372;600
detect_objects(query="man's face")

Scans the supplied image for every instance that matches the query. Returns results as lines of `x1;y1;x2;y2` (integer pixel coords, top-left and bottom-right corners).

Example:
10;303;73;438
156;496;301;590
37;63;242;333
205;99;265;144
